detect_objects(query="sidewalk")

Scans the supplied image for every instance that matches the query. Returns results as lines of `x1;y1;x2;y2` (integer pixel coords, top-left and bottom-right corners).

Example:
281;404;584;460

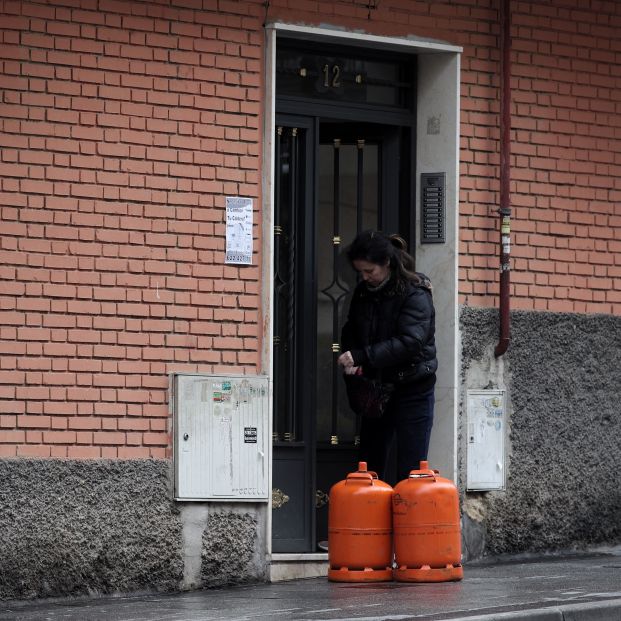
1;550;620;621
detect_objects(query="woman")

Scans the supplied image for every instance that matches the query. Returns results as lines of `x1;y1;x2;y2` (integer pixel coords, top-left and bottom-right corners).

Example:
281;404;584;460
337;230;437;483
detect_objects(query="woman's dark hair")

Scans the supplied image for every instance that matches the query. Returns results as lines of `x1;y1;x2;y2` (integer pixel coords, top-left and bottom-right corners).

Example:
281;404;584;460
346;230;421;286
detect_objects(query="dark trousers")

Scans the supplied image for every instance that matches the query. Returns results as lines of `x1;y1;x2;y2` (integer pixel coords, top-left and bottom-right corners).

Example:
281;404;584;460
359;385;434;484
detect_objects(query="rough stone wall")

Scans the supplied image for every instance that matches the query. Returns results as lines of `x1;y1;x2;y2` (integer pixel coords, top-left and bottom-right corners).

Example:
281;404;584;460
0;458;267;600
201;511;260;588
459;306;621;559
175;501;268;591
0;458;183;600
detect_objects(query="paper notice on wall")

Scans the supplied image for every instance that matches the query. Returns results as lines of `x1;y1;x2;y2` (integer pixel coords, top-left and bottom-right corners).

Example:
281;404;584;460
225;196;253;264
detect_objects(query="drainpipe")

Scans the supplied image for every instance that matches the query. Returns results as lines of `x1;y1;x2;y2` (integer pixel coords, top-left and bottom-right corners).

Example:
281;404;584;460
495;0;512;357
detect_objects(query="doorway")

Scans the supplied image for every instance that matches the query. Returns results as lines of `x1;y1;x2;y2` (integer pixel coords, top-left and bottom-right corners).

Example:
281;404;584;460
266;28;461;555
270;47;416;550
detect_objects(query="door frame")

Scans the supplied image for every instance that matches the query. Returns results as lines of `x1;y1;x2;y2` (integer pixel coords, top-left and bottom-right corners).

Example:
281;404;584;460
262;22;463;557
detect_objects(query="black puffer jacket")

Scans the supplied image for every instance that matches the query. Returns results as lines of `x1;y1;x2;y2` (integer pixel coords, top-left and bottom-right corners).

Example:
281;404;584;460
341;273;437;387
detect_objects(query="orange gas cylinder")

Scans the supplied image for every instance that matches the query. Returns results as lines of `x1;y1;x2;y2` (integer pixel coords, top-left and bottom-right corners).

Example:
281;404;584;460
327;462;393;582
392;460;463;582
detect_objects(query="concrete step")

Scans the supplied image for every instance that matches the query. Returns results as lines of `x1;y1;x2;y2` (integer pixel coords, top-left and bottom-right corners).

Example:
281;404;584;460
269;553;328;582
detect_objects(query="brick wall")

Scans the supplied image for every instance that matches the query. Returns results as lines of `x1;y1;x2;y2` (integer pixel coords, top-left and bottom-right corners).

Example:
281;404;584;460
0;0;264;457
265;0;621;313
459;0;621;313
1;0;620;455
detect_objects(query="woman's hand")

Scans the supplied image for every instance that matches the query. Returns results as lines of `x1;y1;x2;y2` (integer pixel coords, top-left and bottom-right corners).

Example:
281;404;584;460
338;351;361;375
337;351;354;368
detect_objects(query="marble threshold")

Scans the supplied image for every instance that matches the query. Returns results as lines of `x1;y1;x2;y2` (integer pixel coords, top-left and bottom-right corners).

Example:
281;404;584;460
269;552;329;582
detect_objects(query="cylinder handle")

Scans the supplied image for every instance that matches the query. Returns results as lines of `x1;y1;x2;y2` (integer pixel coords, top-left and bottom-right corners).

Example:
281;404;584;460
345;461;375;485
407;460;438;481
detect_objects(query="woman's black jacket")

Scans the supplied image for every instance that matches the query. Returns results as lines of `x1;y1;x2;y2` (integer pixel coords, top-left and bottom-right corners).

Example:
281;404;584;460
340;274;437;387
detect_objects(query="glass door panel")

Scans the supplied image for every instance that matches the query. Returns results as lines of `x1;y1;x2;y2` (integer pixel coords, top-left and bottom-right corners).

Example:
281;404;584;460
316;138;380;447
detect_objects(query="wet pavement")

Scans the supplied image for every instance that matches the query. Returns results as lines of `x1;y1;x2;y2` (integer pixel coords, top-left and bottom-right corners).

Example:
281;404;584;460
1;551;621;620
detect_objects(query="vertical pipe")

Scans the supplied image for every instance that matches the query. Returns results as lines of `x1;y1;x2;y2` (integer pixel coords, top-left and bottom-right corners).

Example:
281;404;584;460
495;0;512;357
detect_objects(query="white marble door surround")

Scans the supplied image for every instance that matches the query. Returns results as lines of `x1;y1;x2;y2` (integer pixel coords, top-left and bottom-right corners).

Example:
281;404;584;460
262;24;462;484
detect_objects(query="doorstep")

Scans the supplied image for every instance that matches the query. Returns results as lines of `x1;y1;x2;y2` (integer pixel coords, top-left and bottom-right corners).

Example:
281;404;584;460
269;553;329;582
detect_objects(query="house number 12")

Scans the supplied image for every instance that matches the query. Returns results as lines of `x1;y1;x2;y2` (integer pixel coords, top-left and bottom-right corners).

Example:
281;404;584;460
322;64;341;88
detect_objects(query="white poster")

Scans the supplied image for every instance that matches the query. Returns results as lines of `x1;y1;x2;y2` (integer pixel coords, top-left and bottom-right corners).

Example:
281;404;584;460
225;196;253;264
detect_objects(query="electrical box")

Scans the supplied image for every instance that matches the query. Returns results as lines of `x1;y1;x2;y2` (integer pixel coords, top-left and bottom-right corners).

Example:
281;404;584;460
420;172;446;244
466;389;506;491
172;373;271;502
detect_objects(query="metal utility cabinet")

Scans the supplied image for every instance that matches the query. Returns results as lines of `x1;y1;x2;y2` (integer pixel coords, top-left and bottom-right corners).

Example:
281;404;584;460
172;373;271;501
466;389;506;491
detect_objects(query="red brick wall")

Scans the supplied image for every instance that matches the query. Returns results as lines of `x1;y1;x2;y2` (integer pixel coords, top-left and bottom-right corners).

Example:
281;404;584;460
458;0;621;313
266;0;621;314
0;0;264;457
1;0;620;456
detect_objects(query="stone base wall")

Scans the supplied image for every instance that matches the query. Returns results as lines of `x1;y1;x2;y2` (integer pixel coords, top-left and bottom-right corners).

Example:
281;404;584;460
459;307;621;559
0;459;267;600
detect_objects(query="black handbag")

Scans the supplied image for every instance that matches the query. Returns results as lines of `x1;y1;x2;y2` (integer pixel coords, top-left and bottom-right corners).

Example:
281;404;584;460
343;373;395;419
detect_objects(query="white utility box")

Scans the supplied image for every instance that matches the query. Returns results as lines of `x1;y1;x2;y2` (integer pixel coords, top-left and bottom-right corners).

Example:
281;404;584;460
172;373;271;501
466;389;506;491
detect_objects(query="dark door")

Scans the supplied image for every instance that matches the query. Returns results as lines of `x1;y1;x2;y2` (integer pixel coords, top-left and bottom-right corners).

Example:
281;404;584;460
271;117;412;552
271;40;416;552
271;116;316;552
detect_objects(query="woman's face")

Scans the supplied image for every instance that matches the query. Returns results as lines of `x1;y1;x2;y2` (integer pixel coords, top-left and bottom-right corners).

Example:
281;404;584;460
352;258;391;287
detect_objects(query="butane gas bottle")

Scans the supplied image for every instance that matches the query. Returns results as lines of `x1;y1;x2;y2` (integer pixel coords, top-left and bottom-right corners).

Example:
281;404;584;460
392;460;463;582
327;462;393;582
